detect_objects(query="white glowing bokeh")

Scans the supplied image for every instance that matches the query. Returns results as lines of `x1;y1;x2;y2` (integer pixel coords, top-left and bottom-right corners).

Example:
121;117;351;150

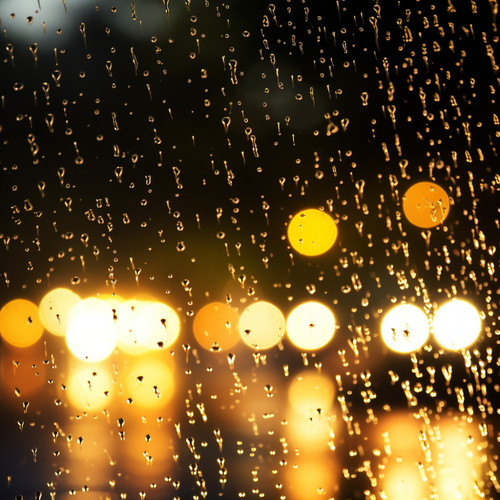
286;301;335;350
432;299;481;350
66;298;117;362
381;303;429;353
238;301;285;350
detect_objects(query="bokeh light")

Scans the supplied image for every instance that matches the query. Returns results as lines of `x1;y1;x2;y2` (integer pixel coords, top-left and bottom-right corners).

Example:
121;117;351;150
193;301;240;352
39;287;81;336
238;300;285;349
382;462;425;500
402;181;450;228
122;353;175;409
66;363;115;411
286;301;336;350
285;456;338;499
0;298;44;348
287;208;338;256
380;303;429;353
432;299;481;350
288;370;335;417
66;298;117;362
115;300;180;355
0;343;46;398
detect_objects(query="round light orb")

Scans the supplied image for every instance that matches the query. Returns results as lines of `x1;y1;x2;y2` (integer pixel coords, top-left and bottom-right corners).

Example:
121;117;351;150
0;299;44;348
380;303;429;353
135;301;180;350
115;300;150;355
238;301;285;350
288;371;335;417
66;298;117;362
287;208;338;256
39;288;81;336
193;302;240;352
66;364;115;411
123;354;175;409
432;299;481;350
286;301;336;350
402;181;450;228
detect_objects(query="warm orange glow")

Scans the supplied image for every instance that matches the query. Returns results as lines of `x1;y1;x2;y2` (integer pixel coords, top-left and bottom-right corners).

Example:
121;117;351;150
66;298;117;362
285;456;338;499
0;298;44;348
121;353;175;409
287;208;338;256
288;370;335;417
238;300;285;349
286;301;336;350
66;363;115;411
193;301;240;351
402;181;450;228
382;461;425;499
0;343;46;398
38;287;81;336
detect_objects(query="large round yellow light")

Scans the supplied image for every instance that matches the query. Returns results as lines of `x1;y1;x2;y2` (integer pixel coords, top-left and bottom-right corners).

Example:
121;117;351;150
193;302;240;352
432;299;481;350
66;364;115;411
115;300;150;355
286;301;335;350
122;354;175;409
288;371;335;417
287;208;338;256
135;301;180;350
66;298;117;362
402;182;450;228
39;288;81;336
238;301;285;350
0;299;44;348
380;303;429;353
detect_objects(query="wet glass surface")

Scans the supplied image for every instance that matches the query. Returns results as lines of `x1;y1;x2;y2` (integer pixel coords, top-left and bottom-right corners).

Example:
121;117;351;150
0;1;498;499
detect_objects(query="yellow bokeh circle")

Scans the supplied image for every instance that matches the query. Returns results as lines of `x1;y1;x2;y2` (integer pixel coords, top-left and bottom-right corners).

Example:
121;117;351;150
287;208;338;256
238;301;285;350
0;299;44;348
402;181;450;228
193;301;240;352
39;288;81;336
